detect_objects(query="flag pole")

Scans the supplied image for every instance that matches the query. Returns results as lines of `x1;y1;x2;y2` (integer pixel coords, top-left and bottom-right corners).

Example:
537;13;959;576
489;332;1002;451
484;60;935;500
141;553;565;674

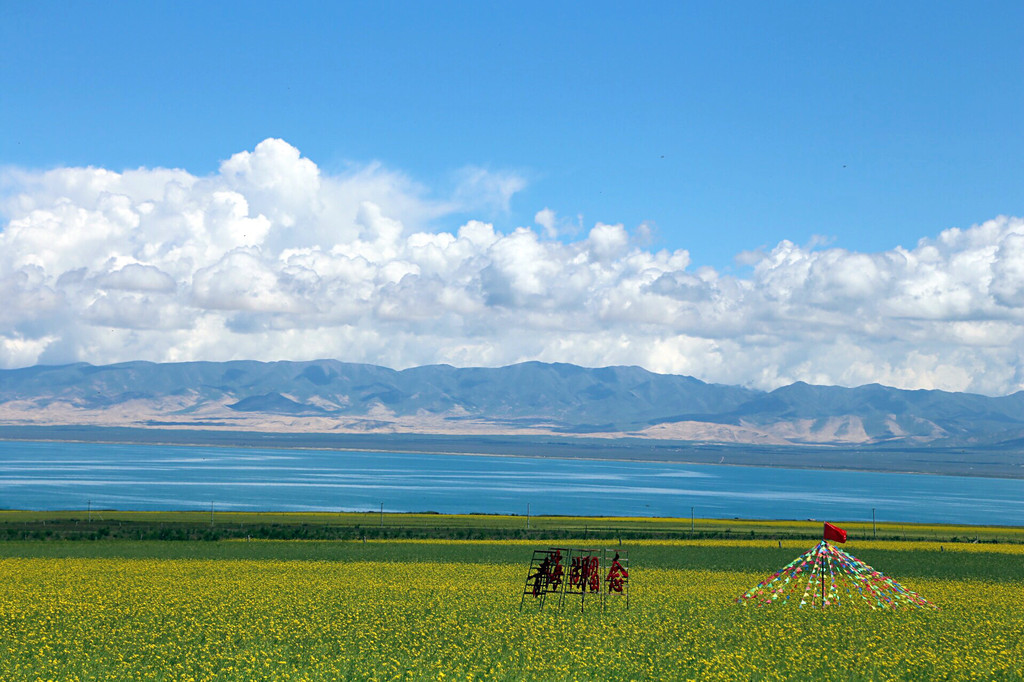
821;541;826;607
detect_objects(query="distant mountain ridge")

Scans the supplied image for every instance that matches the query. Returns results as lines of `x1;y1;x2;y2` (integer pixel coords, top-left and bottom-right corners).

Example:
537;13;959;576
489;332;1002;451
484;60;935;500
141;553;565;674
2;360;1024;447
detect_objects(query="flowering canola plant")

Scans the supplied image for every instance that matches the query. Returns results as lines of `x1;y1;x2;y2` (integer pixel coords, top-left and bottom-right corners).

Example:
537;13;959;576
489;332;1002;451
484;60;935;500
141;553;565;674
0;551;1021;680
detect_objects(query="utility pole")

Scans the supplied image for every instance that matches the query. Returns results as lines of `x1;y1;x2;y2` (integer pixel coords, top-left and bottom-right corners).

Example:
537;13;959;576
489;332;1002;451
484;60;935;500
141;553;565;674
88;499;92;523
380;502;384;528
526;503;530;530
872;508;876;539
211;501;215;527
691;507;694;533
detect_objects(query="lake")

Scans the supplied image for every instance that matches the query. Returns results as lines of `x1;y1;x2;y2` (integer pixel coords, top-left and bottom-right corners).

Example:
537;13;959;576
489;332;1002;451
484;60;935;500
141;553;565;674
2;439;1024;525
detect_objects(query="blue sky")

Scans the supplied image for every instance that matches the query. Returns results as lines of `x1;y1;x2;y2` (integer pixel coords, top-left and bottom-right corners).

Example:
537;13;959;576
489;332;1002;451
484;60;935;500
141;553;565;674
4;2;1021;268
2;2;1024;393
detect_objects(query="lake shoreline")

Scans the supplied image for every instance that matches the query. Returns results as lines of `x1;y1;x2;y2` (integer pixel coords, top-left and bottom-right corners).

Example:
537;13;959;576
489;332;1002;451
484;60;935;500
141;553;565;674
2;423;1024;480
0;435;1008;481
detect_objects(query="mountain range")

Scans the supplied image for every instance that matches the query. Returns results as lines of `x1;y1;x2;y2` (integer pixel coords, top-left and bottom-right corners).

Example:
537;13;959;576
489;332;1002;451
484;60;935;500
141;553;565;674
3;360;1024;447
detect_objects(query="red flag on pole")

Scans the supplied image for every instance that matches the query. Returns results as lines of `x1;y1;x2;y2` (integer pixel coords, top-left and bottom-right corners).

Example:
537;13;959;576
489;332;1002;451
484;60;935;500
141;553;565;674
824;522;847;543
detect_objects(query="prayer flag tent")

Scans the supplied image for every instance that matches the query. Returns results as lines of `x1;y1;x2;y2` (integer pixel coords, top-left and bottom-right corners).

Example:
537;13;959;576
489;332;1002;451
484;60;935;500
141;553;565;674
823;521;847;543
737;527;936;610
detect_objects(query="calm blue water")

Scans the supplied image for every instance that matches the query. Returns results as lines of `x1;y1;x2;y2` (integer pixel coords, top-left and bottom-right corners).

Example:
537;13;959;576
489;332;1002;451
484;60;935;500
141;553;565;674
2;440;1023;525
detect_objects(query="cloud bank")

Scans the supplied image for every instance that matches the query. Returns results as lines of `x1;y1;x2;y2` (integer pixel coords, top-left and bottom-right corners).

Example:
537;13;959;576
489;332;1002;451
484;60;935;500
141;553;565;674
3;138;1024;395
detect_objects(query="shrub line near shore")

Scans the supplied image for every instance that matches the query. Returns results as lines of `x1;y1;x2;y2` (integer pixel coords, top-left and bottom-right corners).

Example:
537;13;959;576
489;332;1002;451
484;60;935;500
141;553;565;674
1;510;1021;544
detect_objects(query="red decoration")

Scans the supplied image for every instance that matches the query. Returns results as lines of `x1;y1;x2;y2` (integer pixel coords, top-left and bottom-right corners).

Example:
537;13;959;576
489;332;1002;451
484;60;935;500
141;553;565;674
586;556;600;593
530;549;564;596
568;556;601;592
824;522;847;543
520;547;630;612
606;554;628;593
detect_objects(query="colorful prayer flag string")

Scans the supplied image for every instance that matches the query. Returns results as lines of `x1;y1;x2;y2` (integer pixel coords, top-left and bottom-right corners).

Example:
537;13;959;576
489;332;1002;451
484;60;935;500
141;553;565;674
736;541;937;610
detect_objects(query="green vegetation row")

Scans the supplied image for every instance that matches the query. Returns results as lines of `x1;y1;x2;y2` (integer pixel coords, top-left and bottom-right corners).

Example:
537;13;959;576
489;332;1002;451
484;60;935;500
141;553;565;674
2;539;1023;584
1;509;1022;543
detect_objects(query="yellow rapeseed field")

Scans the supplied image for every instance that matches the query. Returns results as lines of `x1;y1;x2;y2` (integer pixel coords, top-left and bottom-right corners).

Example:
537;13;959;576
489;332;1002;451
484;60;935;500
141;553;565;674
1;550;1021;680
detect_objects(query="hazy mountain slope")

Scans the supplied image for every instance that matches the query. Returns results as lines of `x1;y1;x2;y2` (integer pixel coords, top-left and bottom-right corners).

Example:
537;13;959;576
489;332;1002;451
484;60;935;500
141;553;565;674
3;360;1024;446
0;359;756;426
722;381;1024;444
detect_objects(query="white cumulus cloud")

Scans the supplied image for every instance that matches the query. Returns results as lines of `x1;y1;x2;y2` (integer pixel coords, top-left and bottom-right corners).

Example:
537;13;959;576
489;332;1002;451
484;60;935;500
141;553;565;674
3;139;1024;395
